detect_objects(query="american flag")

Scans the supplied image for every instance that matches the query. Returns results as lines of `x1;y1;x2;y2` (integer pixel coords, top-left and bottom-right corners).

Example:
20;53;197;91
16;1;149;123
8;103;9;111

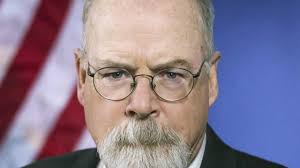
0;1;94;167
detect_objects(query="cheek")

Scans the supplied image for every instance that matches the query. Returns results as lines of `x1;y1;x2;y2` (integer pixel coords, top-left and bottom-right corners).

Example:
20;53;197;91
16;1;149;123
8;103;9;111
83;83;126;141
160;80;209;146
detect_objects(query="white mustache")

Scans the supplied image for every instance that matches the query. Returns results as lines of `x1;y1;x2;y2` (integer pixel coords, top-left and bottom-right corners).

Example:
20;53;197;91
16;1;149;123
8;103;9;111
110;118;181;146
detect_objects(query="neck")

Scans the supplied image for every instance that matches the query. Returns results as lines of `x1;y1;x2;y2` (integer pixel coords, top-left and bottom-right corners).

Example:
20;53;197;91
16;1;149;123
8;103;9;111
188;126;206;165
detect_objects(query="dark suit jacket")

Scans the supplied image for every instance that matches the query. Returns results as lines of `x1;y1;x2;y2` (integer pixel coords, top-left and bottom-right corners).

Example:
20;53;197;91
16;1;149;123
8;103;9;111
23;125;286;168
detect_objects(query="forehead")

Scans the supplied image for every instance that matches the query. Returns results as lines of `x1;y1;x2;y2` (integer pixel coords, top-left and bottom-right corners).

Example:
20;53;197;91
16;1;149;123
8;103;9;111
87;0;201;19
85;0;204;68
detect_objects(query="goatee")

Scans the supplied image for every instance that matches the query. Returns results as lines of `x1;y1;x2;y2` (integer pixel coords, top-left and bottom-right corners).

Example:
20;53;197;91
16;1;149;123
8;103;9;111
96;118;191;168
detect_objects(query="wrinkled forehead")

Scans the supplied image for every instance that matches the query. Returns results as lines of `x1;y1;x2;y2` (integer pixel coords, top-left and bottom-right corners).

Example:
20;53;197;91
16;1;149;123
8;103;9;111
85;0;203;40
84;0;205;66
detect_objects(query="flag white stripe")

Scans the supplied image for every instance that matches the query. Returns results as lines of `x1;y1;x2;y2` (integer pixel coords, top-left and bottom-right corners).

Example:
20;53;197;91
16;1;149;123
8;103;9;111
0;0;40;85
0;1;83;167
74;128;96;151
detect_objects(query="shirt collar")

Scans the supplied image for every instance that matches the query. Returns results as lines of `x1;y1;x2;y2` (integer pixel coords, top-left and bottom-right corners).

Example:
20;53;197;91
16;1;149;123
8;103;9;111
188;133;206;168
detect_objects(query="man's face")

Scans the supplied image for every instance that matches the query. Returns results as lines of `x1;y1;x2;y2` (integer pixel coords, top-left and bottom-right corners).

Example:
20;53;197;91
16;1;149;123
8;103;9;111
76;0;218;166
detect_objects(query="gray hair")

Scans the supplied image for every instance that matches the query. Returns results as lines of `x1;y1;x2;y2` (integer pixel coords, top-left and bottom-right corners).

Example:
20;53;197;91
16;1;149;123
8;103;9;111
81;0;214;61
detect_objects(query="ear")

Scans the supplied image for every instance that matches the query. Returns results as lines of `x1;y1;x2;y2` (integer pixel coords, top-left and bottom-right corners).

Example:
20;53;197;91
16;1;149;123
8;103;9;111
74;48;87;106
208;51;221;107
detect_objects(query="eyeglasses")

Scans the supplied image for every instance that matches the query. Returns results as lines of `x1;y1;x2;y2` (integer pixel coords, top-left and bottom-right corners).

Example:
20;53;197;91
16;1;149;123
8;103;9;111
87;61;208;102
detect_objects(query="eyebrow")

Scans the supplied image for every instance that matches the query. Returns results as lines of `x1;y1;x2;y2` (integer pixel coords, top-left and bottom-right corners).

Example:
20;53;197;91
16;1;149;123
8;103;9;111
149;59;194;72
90;59;137;72
90;59;195;72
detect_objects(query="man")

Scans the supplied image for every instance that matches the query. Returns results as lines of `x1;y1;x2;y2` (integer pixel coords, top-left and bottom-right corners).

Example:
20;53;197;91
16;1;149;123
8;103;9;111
24;0;285;167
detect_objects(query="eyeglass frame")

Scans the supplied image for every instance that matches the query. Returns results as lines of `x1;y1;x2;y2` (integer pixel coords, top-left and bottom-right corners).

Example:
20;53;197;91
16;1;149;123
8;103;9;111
86;60;209;102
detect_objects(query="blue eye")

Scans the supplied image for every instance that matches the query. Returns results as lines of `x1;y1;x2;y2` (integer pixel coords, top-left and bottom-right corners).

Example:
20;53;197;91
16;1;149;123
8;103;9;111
157;69;190;83
103;71;126;79
165;72;178;79
111;71;123;78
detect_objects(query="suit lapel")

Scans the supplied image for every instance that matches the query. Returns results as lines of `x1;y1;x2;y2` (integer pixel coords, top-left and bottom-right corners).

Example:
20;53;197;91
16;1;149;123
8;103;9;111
200;125;237;168
71;148;99;168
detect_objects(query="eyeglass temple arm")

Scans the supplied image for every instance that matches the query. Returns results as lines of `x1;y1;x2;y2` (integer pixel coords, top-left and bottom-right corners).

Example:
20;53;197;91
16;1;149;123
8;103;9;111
193;61;211;78
87;62;96;77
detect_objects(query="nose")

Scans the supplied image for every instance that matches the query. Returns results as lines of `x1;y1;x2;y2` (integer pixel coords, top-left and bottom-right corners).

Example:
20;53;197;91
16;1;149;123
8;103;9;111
125;76;158;119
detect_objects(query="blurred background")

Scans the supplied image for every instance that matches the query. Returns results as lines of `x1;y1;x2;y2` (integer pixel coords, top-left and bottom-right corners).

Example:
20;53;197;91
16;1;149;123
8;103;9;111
0;0;299;167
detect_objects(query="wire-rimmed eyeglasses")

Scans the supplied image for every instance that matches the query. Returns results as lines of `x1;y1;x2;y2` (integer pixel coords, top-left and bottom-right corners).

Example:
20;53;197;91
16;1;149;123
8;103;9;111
87;61;208;102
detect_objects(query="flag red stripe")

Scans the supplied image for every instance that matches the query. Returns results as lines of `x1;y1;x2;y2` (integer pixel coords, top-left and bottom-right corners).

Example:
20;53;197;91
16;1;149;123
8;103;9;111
0;0;72;144
36;89;85;159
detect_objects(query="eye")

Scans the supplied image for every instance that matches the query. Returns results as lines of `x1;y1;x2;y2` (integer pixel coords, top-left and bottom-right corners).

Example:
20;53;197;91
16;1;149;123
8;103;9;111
165;72;179;79
108;71;123;78
160;71;184;80
101;69;130;80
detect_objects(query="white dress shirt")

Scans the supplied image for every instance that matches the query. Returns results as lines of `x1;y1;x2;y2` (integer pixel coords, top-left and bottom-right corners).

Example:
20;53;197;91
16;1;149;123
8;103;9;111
97;134;207;168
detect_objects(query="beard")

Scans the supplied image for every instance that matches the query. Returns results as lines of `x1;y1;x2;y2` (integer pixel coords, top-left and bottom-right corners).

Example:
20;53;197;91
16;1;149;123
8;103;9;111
96;118;191;168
